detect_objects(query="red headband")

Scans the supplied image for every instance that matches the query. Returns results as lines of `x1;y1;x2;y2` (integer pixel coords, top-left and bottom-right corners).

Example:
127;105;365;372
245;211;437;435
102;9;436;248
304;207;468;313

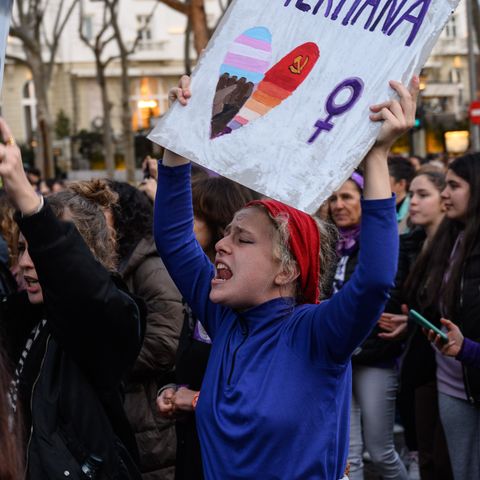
246;199;320;304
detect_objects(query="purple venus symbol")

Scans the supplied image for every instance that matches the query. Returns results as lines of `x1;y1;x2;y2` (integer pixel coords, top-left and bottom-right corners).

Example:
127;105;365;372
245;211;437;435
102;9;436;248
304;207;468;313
308;77;364;144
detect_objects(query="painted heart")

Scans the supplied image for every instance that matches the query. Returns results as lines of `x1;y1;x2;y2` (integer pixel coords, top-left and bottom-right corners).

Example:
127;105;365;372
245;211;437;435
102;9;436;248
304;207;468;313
210;34;320;139
210;27;272;139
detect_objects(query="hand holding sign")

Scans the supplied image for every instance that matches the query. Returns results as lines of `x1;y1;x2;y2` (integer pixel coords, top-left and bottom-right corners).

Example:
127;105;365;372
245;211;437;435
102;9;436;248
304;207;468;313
362;76;418;201
166;74;417;178
168;75;191;107
370;77;419;152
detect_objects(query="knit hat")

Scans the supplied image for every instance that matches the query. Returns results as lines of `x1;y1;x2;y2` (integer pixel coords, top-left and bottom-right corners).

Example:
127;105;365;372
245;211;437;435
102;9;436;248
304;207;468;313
246;199;320;304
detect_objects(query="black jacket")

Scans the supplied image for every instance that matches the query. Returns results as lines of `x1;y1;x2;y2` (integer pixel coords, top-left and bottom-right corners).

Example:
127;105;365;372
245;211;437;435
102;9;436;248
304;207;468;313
399;231;480;402
387;229;436;389
3;203;145;479
453;240;480;404
174;304;211;480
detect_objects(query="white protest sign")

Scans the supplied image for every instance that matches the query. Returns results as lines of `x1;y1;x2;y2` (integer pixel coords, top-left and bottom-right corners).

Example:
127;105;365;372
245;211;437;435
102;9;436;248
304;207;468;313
149;0;459;212
0;1;11;94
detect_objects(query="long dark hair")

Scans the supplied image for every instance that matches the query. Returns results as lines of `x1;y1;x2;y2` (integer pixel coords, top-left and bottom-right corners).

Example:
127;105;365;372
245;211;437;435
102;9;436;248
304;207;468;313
0;349;23;479
405;154;480;317
191;176;260;255
108;181;154;262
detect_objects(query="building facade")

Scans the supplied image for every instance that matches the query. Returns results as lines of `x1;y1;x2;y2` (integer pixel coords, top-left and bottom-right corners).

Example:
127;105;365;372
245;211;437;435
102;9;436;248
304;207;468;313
420;0;478;152
2;0;221;154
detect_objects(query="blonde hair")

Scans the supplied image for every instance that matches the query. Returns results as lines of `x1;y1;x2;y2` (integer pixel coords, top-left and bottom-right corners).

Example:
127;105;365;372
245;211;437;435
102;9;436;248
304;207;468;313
249;205;337;302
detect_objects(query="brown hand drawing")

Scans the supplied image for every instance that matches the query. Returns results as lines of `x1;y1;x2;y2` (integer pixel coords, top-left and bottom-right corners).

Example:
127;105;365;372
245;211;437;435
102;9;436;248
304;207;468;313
211;73;254;138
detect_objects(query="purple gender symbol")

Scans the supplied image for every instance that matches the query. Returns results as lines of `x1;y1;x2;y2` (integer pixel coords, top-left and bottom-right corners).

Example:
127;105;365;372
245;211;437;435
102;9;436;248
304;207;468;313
308;77;364;144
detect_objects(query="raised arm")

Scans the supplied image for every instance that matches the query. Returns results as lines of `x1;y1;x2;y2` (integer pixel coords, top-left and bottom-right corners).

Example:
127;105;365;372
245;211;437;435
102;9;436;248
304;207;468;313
325;78;418;362
364;78;418;200
154;77;225;337
288;78;418;365
163;75;192;169
0;118;142;386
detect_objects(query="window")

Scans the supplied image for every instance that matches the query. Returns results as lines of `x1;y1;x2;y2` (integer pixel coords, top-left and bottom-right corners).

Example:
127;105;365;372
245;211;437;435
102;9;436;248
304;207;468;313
445;16;457;38
22;80;37;143
136;15;152;41
82;15;93;41
130;77;169;131
449;68;461;84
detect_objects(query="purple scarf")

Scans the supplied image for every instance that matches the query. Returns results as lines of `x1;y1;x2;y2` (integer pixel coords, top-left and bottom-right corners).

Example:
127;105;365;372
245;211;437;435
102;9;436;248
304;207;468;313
336;224;361;257
335;172;363;257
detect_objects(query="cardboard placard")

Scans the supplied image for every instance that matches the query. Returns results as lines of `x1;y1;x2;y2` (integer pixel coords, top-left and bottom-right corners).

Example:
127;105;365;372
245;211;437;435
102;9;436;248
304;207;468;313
149;0;459;212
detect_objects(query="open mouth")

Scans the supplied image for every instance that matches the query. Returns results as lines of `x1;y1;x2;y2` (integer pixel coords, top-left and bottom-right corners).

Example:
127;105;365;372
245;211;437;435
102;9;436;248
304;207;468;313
24;276;39;286
24;276;40;292
214;262;233;282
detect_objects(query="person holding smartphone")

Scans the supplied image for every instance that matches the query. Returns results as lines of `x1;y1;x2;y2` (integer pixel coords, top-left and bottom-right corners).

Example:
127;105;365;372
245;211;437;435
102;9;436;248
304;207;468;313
403;154;480;480
378;167;453;480
428;318;480;369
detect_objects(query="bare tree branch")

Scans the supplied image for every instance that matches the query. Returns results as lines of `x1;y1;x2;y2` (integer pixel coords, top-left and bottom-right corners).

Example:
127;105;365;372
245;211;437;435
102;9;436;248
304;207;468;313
15;0;26;24
8;0;80;177
52;0;79;46
5;53;31;68
99;33;116;53
78;0;117;178
46;0;79;79
78;0;93;49
157;0;189;14
213;0;232;31
158;0;210;55
51;0;65;40
126;1;159;55
9;25;39;55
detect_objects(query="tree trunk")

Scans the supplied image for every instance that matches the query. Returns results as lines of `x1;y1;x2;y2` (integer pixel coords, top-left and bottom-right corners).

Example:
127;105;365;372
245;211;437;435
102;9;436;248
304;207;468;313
96;59;115;178
28;53;55;178
190;0;209;55
119;53;135;183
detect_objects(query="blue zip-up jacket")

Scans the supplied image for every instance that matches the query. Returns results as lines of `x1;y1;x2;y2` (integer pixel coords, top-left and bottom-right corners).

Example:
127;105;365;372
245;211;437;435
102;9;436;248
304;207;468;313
154;162;398;480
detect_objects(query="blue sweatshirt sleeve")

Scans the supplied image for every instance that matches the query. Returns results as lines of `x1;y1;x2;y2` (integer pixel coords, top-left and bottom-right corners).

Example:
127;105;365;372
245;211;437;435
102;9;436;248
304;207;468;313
456;337;480;369
154;162;224;338
287;197;398;365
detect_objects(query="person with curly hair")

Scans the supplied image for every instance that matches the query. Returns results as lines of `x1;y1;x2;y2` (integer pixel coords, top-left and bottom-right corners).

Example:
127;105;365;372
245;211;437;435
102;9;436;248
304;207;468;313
0;118;145;480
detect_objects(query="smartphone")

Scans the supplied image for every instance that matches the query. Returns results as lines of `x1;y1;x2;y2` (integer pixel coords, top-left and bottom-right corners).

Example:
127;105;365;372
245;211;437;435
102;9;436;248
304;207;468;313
409;309;448;343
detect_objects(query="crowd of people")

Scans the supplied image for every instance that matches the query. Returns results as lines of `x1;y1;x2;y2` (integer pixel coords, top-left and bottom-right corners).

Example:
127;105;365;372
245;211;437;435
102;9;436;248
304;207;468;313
0;74;478;480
